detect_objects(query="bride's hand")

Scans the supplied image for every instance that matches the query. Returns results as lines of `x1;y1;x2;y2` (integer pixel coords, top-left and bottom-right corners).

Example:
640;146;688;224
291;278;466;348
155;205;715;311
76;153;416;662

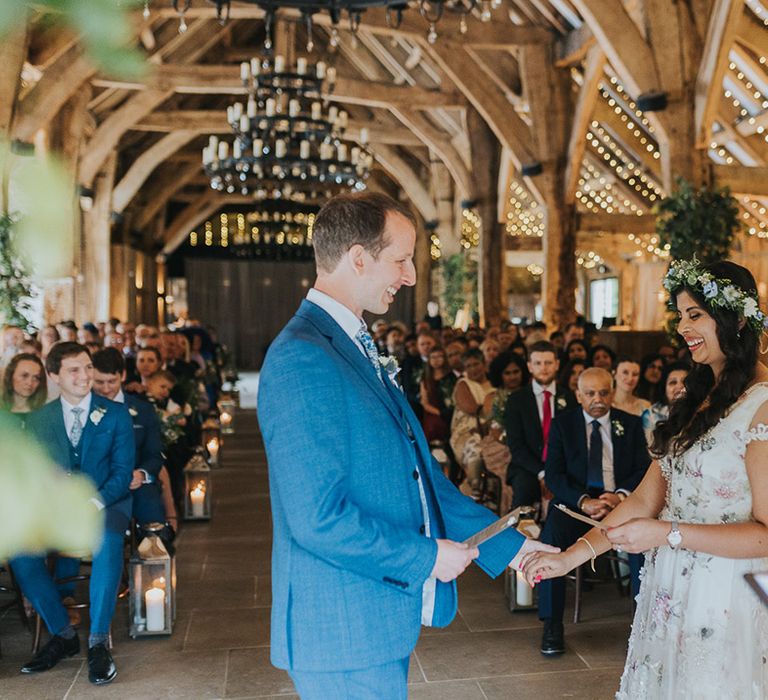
606;518;667;554
521;551;575;585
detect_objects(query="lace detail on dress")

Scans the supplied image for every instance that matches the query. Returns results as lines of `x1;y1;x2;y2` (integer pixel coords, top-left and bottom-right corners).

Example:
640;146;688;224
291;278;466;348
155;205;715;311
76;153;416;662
744;423;768;444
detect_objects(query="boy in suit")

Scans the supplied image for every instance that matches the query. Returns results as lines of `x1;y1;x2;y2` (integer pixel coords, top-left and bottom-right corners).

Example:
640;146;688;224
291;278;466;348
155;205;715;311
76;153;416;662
11;342;134;685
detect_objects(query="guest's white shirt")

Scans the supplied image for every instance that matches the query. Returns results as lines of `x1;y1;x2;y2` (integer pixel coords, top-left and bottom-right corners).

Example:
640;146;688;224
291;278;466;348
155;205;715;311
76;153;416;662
582;410;616;492
113;390;125;404
61;394;92;437
532;380;556;424
307;288;367;358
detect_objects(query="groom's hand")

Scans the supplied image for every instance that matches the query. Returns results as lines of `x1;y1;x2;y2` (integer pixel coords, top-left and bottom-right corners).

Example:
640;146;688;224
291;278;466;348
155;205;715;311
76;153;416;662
430;540;479;583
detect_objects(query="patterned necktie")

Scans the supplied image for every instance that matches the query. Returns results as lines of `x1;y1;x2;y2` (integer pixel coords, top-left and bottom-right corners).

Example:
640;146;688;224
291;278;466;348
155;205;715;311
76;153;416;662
541;390;552;462
588;419;604;490
69;407;84;446
355;325;383;381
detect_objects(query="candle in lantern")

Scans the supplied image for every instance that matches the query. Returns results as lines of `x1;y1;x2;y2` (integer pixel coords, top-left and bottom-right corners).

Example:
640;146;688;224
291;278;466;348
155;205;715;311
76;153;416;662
300;140;310;159
274;54;285;73
311;102;322;120
145;587;165;632
266;98;276;117
240;62;249;81
190;482;206;518
207;438;220;465
296;57;307;75
220;411;233;427
316;61;326;79
515;570;533;606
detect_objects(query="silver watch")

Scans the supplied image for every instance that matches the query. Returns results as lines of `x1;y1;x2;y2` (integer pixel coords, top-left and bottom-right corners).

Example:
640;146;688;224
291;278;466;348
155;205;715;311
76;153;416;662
666;522;682;549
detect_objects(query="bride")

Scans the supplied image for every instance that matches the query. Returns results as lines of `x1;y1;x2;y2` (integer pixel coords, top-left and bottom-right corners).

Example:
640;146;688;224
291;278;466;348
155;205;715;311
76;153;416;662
522;259;768;699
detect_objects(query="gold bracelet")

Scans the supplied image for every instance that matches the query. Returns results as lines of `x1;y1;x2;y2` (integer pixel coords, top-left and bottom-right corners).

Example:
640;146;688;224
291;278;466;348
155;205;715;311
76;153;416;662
577;537;597;572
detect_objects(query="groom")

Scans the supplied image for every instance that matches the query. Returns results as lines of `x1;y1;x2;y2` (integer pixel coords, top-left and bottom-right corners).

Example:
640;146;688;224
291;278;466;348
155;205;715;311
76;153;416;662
258;192;556;698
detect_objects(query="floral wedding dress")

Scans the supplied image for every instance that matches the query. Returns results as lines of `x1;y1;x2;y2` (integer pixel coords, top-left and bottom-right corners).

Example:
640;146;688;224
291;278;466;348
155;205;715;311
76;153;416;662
617;384;768;699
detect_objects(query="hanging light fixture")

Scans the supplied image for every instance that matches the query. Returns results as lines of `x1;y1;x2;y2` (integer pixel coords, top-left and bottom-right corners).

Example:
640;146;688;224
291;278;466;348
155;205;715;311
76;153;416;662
203;52;373;196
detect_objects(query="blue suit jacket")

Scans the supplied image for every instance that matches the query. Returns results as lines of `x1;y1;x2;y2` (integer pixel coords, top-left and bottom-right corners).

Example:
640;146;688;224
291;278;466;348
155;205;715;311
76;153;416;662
544;407;651;509
28;392;135;532
124;393;163;479
258;300;524;673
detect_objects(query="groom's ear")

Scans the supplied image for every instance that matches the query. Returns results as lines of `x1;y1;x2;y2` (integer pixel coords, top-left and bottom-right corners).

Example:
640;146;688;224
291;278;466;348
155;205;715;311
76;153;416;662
346;244;367;276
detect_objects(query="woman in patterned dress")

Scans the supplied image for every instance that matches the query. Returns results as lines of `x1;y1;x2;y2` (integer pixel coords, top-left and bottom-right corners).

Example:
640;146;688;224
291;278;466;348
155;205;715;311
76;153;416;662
522;260;768;699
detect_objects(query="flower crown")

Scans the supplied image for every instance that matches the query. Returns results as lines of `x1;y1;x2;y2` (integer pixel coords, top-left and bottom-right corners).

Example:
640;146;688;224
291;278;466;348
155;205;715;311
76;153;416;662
663;258;768;333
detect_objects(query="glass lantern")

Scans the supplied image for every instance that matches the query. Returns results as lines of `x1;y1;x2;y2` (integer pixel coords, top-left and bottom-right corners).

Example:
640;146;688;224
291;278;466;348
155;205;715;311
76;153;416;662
183;452;212;520
505;507;541;612
218;398;236;435
129;523;176;637
202;418;222;468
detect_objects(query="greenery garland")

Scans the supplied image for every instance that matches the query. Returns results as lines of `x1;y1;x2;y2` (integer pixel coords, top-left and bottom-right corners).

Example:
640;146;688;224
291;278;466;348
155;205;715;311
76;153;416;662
0;213;35;330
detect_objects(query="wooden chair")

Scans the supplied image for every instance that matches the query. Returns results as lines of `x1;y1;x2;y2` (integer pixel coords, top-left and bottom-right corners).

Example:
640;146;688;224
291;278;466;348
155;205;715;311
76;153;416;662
569;552;631;624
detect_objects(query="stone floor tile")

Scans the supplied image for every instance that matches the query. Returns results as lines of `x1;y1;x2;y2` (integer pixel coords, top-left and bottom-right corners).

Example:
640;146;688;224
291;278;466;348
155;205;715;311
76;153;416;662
225;648;296;697
184;607;270;651
479;667;623;699
0;658;82;699
176;575;258;611
408;679;486;699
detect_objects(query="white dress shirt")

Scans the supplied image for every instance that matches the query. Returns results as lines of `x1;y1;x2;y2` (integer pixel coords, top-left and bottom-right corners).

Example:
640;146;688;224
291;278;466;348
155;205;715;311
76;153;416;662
582;410;616;492
532;380;556;424
306;288;436;624
61;394;92;438
113;389;125;404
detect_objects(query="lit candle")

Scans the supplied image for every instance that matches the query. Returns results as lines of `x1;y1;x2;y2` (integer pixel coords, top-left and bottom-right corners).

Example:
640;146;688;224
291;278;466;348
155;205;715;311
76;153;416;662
338;110;348;128
296;57;307;75
226;106;234;124
190;482;206;518
240;62;249;81
218;141;229;160
266;98;276;117
233;102;243;120
359;127;369;145
515;570;533;606
208;135;218;151
328;105;338;123
300;140;310;159
337;143;347;161
145;587;165;632
289;99;300;117
247;97;257;118
275;139;287;158
250;58;260;76
239;115;249;132
327;66;337;83
351;146;360;164
202;147;211;165
274;54;285;73
253;139;263;155
311;102;321;120
220;411;233;427
233;140;242;159
207;438;220;465
316;61;326;79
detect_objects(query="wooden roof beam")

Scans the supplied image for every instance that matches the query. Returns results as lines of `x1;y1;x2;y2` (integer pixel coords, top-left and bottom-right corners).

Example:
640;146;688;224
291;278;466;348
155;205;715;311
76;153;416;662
161;194;221;253
0;24;28;142
374;144;437;221
734;5;768;56
577;211;656;234
136;162;201;230
712;163;768;197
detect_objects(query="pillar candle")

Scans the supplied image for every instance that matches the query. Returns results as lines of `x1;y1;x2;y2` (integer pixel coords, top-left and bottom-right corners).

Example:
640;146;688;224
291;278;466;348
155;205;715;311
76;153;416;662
289;99;300;117
253;139;263;155
240;62;249;81
275;140;287;158
247;98;257;118
233;102;243;121
311;102;321;120
218;141;229;160
190;484;206;517
328;105;339;123
359;127;369;145
233;140;242;159
226;106;234;124
145;587;165;632
351;146;360;164
337;143;347;162
274;54;285;73
296;57;307;75
239;115;249;132
266;98;276;117
327;66;337;83
300;140;310;159
250;58;260;76
515;571;533;606
316;61;326;79
338;110;348;128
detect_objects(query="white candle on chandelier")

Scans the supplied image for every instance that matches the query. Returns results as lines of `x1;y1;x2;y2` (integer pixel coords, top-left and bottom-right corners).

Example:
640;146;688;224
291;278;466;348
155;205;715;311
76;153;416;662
266;98;276;117
208;135;219;152
250;58;260;76
226;106;234;124
253;138;263;155
320;142;331;160
338;110;348;129
327;66;337;83
328;105;339;123
233;102;243;121
247;97;257;118
274;54;285;73
275;139;287;158
239;115;249;132
289;99;300;117
296;57;307;75
240;62;249;81
359;127;369;145
233;140;242;159
311;102;322;120
337;143;348;162
202;146;211;165
351;146;361;164
218;141;229;160
316;61;326;79
300;140;310;159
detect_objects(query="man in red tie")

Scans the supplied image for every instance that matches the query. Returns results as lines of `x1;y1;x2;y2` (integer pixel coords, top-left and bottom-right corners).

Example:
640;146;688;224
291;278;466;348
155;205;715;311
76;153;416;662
504;341;577;510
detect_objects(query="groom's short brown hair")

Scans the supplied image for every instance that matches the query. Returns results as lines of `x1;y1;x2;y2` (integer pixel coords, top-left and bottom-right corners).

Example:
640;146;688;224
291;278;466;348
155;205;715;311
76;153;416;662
312;192;416;273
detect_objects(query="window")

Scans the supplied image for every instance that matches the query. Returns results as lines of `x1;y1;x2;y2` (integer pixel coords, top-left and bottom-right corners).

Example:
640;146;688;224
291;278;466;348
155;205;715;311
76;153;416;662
589;277;619;328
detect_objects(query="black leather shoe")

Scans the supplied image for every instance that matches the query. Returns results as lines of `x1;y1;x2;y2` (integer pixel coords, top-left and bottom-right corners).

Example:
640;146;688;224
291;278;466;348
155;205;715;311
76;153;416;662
21;634;80;673
87;643;117;685
540;619;565;656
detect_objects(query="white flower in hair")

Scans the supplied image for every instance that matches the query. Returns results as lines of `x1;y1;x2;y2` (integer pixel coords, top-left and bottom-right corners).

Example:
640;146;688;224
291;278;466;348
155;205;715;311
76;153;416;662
744;297;759;318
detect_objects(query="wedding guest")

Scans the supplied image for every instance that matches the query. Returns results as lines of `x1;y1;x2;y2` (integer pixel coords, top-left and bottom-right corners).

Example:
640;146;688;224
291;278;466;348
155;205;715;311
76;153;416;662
76;323;99;346
536;367;650;655
557;358;587;394
505;341;576;510
11;342;134;685
419;347;452;443
449;348;494;497
549;330;565;353
39;326;60;359
480;338;500;366
589;344;616;371
1;324;25;372
636;353;665;403
656;342;676;364
384;326;405;360
56;322;76;342
0;352;46;426
563;339;589;362
117;322;137;358
641;361;690;443
445;339;467;377
523;260;768;697
562;321;585;346
401;331;436;416
613;357;651;416
125;346;162;395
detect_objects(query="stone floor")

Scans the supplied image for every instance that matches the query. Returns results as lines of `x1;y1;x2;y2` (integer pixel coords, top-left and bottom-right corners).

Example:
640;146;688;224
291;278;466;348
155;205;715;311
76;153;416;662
0;410;632;699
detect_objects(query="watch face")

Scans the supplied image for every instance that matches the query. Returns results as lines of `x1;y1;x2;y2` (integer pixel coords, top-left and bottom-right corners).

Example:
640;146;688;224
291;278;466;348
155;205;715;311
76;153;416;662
668;530;682;547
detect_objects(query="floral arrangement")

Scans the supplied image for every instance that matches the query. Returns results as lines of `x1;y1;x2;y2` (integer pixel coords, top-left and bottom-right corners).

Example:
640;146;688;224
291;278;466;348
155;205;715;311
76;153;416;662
612;419;625;437
153;398;191;447
662;257;768;334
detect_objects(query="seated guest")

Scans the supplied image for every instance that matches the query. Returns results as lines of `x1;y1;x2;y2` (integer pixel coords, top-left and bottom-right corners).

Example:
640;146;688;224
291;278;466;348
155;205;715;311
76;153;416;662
636;353;665;403
445;338;467;377
20;338;43;357
91;349;170;540
125;346;162;394
539;367;650;656
557;358;587;394
39;325;60;360
401;331;435;417
613;356;651;416
563;338;589;363
505;341;576;510
1;352;47;426
589;344;616;371
641;360;690;443
449;348;494;497
480;338;501;366
419;346;453;443
11;342;134;684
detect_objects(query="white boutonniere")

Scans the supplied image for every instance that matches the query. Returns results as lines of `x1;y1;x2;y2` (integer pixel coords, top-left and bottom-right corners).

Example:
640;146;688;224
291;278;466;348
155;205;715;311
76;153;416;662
128;407;138;417
90;407;107;426
379;355;400;379
556;396;567;410
612;419;624;437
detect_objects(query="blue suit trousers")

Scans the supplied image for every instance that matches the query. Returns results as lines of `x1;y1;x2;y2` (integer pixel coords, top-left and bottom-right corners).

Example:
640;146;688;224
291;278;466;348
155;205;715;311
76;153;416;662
289;656;409;699
11;530;124;636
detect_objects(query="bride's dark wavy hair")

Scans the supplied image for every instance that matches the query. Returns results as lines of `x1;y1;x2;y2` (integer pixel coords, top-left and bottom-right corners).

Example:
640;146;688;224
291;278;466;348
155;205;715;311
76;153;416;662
650;260;760;457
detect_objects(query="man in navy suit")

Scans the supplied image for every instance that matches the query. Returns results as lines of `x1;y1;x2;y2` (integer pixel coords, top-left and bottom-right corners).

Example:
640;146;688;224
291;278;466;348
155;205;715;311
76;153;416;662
91;348;167;531
538;367;651;656
11;342;134;684
259;192;558;699
504;341;577;510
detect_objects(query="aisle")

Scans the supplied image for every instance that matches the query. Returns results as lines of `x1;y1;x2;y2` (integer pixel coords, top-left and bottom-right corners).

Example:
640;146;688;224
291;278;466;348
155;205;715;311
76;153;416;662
0;410;630;698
